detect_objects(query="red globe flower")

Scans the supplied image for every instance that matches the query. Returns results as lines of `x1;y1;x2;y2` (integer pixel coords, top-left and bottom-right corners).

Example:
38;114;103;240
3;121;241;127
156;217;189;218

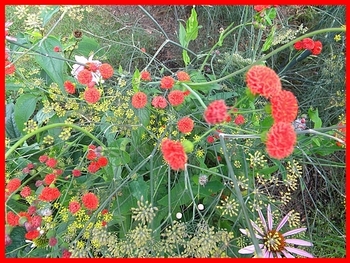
176;71;191;81
234;114;245;125
140;70;152;81
84;87;101;104
266;122;297;159
151;95;167;109
245;65;282;99
270;90;298;123
99;63;114;79
160;76;175;89
311;40;322;55
301;38;315;50
177;117;194;133
168;90;185;106
82;192;99;211
6;178;21;194
131;91;148;109
293;41;303;50
38;187;61;202
204;100;229;125
77;69;93;85
68;200;81;214
161;138;188;170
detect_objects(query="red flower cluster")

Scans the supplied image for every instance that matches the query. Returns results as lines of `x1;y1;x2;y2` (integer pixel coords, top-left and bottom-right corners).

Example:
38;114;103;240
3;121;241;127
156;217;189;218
160;76;175;89
38;186;61;202
131;91;148;109
44;173;57;185
77;69;93;85
68;200;81;214
254;5;277;12
6;178;21;194
294;38;323;55
20;186;32;198
204;100;229;125
64;80;76;94
141;70;152;81
161;138;188;170
84;86;101;104
82;192;99;210
245;65;282;99
168;90;185;106
266;122;296;159
270;90;298;123
176;71;191;82
234;114;245;125
151;95;167;109
6;211;19;227
99;63;114;79
86;145;108;173
5;60;15;75
177;117;194;133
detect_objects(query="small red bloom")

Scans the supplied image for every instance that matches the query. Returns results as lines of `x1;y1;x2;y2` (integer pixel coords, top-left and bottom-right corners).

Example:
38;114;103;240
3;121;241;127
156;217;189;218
151;95;167;109
293;41;303;50
38;187;61;202
6;211;19;227
49;237;57;247
84;87;101;104
25;229;40;240
39;155;48;163
234;114;245;125
97;156;108;167
204;100;229;125
68;200;81;214
99;63;114;79
245;65;282;98
87;162;100;173
77;69;93;85
82;192;99;211
183;90;191;96
87;150;97;160
64;80;76;94
176;71;191;81
140;70;152;81
177;117;194;133
168;90;185;106
301;38;315;50
254;5;271;12
72;169;82;177
53;46;61;52
160;76;175;89
140;47;146;53
161;138;188;170
44;173;57;185
270;90;298;123
5;60;15;75
45;157;57;168
85;62;99;72
266;122;296;159
131;91;148;109
311;40;322;55
62;249;72;258
206;135;215;143
20;186;32;198
6;178;21;194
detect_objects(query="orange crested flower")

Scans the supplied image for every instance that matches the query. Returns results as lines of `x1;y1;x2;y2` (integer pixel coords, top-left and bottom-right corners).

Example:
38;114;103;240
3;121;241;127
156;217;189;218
161;138;188;170
84;87;101;104
160;76;175;89
176;71;191;81
151;95;167;109
99;63;114;79
131;91;148;109
140;70;152;81
82;192;99;211
270;90;298;123
204;100;229;125
38;187;61;202
177;116;194;133
77;69;93;85
245;65;282;99
64;80;76;94
266;122;296;159
168;90;185;106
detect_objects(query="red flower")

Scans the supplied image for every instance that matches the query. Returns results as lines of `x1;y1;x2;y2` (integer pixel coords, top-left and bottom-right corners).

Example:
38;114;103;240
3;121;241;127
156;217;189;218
311;40;322;55
204;100;229;125
86;62;99;72
6;211;19;227
87;161;100;173
5;60;15;75
25;229;40;240
206;135;215;143
77;69;93;85
64;80;76;94
254;5;271;12
39;155;48;163
176;71;191;81
293;41;303;50
131;91;148;109
160;76;175;89
49;237;57;247
20;186;32;198
72;169;82;177
38;187;61;202
266;122;296;159
84;87;101;104
151;95;167;109
161;138;188;170
140;70;152;81
270;90;298;123
99;63;114;79
6;178;21;194
245;65;282;98
168;90;185;106
234;114;245;125
68;200;81;214
82;192;99;210
301;38;315;50
53;46;61;52
62;249;72;258
45;157;57;168
183;90;191;96
97;156;108;167
44;173;57;185
87;150;97;160
177;117;194;133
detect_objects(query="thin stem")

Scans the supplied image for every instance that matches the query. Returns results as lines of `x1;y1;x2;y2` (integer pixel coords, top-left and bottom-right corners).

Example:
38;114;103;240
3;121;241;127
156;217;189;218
5;123;105;160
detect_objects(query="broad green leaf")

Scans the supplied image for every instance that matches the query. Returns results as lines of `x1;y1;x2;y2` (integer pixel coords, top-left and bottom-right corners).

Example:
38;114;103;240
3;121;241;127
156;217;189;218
14;94;38;134
132;68;141;91
34;36;65;88
130;177;149;201
186;7;199;42
5;81;26;91
6;227;27;258
6;103;21;139
179;22;187;47
182;50;190;66
258;165;279;176
76;36;99;57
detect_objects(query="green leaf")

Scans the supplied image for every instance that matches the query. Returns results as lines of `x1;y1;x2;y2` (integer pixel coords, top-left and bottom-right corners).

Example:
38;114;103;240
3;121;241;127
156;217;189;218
262;26;276;51
130;177;149;201
14;94;38;134
182;50;190;66
76;36;99;57
132;68;141;92
185;7;199;42
158;179;193;208
6;227;27;258
34;36;65;88
308;107;322;128
6;103;21;139
258;165;279;176
179;22;187;47
40;6;60;27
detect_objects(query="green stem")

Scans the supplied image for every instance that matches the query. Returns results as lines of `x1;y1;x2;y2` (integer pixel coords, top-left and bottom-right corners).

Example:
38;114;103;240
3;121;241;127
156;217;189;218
190;27;346;86
180;82;207;109
5;123;105;160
